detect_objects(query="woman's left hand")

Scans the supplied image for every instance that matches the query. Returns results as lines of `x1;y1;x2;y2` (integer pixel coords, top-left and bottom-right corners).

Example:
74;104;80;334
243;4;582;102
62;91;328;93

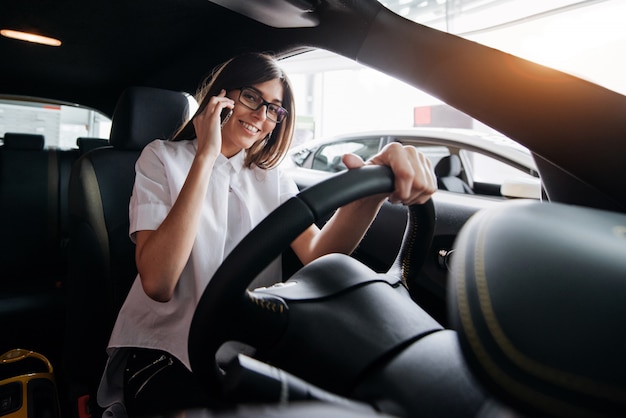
342;142;437;205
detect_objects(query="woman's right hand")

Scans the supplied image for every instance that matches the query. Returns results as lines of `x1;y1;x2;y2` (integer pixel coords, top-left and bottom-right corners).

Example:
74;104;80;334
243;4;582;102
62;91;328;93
136;90;234;301
192;89;234;158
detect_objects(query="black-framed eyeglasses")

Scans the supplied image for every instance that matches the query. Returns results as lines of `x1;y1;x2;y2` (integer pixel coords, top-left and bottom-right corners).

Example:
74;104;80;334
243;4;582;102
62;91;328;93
237;87;288;123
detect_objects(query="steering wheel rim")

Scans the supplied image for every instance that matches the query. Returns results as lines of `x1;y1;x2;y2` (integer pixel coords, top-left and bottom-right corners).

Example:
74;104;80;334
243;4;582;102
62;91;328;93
188;165;433;388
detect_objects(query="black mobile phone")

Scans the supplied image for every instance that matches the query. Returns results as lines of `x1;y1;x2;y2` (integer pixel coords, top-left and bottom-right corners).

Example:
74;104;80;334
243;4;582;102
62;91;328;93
220;108;233;128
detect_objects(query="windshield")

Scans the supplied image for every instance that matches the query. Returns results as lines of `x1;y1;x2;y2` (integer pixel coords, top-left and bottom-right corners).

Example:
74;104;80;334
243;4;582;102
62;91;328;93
281;1;625;142
278;1;626;198
380;0;626;96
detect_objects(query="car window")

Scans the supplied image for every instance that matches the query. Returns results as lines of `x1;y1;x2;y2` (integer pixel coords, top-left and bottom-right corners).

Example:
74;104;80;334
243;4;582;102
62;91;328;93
409;145;450;168
281;49;541;199
379;0;626;98
461;150;535;185
0;98;111;149
312;137;381;172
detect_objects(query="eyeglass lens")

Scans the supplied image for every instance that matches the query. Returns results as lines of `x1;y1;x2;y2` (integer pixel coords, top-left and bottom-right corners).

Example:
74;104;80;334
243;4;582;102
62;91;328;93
239;88;287;123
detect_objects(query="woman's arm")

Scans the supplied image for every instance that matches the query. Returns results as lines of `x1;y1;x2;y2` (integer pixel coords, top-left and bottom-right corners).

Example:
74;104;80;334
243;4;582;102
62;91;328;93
291;143;436;265
135;91;234;302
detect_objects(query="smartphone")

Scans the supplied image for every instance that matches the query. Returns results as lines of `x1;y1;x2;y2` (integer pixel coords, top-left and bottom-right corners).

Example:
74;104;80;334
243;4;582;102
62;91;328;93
220;108;233;128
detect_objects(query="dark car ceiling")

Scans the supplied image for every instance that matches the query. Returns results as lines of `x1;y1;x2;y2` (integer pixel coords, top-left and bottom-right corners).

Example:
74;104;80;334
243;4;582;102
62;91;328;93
3;0;626;211
0;0;383;116
0;0;312;115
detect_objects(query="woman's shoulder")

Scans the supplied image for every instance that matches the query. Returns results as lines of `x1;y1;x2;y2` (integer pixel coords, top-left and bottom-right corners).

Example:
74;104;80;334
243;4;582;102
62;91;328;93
141;138;196;159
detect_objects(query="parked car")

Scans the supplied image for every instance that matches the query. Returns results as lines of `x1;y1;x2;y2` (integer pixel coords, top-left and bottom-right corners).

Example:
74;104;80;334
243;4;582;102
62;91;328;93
1;0;625;417
284;127;541;199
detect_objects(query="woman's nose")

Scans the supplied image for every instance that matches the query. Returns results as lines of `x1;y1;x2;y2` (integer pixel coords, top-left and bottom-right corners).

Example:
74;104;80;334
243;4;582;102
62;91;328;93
252;104;268;120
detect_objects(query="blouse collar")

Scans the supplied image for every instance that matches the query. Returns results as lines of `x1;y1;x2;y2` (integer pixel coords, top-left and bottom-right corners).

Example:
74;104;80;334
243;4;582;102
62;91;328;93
192;138;245;174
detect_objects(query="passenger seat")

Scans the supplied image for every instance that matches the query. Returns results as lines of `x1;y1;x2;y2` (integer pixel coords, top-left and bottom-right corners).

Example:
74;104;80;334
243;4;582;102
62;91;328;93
434;155;474;194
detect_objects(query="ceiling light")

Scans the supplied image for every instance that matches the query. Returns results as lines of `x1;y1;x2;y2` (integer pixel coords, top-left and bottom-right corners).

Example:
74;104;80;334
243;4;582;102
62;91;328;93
1;29;61;46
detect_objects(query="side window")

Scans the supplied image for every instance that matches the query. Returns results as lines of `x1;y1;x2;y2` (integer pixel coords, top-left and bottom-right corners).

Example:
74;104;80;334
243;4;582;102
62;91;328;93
312;137;381;172
461;150;535;184
290;148;313;166
409;145;450;168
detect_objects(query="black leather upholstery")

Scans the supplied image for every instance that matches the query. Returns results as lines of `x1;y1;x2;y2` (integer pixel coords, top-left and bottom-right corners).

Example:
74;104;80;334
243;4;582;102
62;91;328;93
0;131;79;289
449;200;626;417
434;154;474;194
76;137;110;154
63;87;189;416
0;133;57;288
3;132;45;150
0;132;80;390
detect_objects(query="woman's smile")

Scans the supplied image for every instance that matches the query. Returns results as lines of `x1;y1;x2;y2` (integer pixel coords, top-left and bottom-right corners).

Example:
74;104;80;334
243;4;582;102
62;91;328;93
239;120;261;134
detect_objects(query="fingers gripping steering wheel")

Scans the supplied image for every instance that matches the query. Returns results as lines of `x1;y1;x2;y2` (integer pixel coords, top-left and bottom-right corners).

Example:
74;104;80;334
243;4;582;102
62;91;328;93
188;166;435;389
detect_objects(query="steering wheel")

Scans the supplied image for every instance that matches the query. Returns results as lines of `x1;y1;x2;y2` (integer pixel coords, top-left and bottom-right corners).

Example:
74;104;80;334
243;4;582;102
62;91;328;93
188;165;435;390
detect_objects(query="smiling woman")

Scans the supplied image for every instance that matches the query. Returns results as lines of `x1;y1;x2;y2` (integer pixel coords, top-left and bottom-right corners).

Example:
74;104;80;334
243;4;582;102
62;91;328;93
2;0;626;417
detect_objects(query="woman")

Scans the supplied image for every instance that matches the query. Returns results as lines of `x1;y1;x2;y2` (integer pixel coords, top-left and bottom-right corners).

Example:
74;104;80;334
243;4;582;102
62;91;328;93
98;52;436;416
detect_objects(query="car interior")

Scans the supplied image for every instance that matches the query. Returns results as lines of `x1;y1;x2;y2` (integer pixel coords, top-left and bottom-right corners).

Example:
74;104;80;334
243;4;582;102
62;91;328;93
2;0;626;417
434;155;474;194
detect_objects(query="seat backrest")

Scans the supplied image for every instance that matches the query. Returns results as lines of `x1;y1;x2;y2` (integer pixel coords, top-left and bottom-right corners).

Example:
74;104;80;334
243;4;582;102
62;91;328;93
76;137;111;154
434;154;474;194
0;133;83;382
63;87;190;416
0;133;66;289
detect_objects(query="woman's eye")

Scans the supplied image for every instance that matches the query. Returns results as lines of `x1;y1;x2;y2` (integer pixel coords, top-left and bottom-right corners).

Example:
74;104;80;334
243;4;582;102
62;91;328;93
244;93;259;102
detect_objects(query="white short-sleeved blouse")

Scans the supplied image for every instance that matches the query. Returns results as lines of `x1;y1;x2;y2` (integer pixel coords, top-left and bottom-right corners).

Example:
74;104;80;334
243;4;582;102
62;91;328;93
98;138;299;412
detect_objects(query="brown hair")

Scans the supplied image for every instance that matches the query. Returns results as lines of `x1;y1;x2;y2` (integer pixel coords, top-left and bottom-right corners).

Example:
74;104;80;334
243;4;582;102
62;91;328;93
171;52;295;169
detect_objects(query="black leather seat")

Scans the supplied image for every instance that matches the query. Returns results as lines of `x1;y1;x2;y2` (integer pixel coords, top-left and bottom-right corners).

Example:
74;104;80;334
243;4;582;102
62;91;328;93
0;133;64;290
76;136;111;154
63;86;190;417
434;154;474;194
0;133;76;371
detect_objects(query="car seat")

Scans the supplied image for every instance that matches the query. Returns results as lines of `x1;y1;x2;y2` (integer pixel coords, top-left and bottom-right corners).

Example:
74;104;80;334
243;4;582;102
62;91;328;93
434;155;474;194
0;133;63;290
76;137;111;154
63;86;190;418
0;133;77;372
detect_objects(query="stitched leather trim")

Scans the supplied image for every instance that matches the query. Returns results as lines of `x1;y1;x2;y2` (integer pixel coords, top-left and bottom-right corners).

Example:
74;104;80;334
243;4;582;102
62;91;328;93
456;211;626;416
246;290;287;314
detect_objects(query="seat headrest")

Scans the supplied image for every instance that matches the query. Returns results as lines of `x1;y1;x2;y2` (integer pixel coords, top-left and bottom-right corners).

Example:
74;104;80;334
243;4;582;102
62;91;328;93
3;133;45;150
76;137;110;153
109;86;190;150
449;200;626;417
434;155;461;177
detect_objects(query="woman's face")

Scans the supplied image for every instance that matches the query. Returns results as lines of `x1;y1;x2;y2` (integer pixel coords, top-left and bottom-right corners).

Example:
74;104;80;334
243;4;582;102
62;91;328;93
220;78;284;158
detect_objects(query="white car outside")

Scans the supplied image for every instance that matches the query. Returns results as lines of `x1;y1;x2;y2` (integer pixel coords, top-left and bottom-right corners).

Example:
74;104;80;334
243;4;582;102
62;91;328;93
283;127;541;199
